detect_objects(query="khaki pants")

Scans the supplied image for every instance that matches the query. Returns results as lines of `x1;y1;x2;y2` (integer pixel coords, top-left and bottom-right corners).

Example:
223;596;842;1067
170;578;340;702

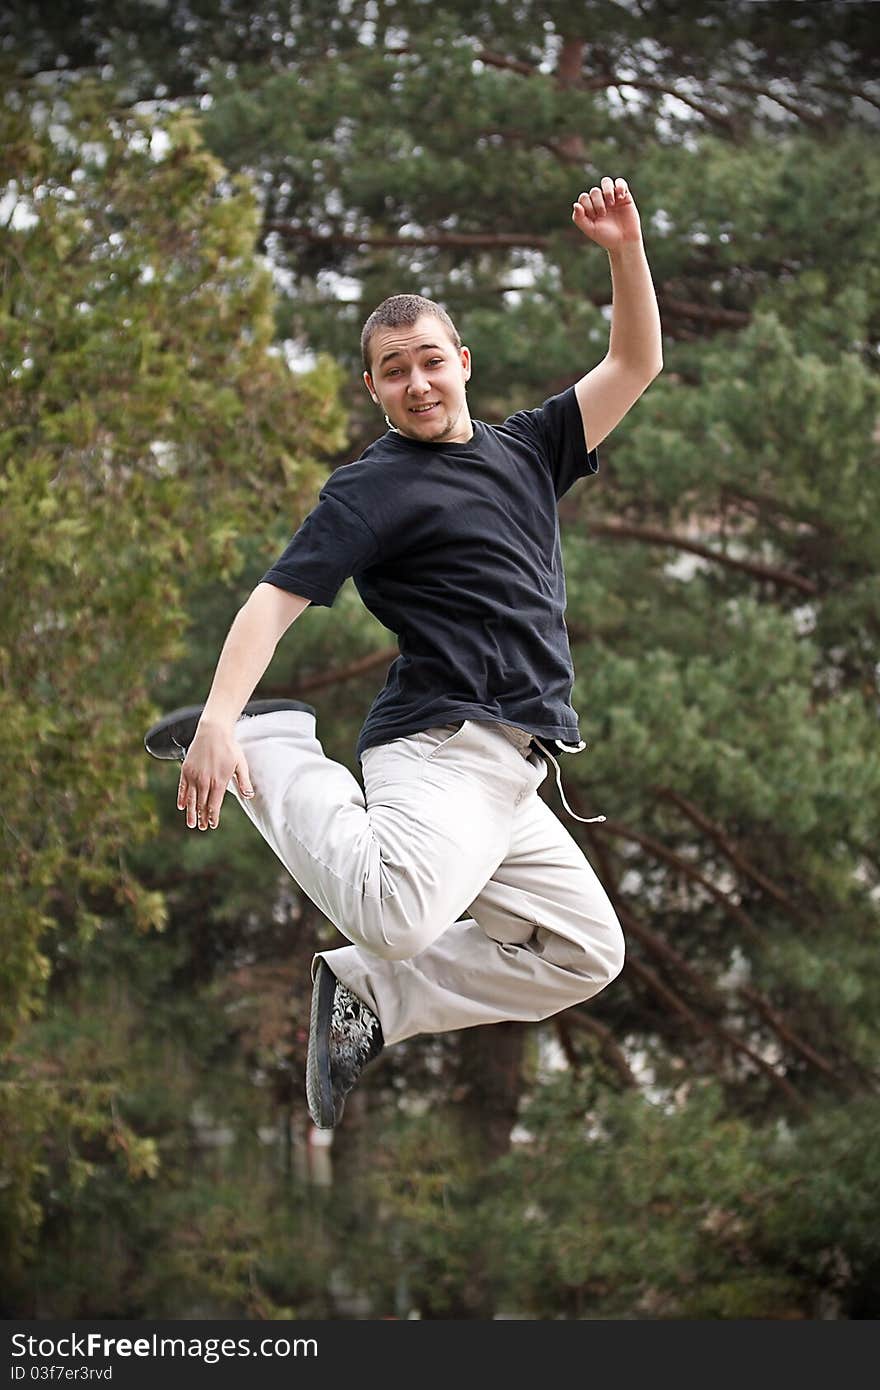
230;711;624;1045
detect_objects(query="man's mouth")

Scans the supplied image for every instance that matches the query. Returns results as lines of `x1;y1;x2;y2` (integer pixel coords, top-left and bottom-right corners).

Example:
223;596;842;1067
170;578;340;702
409;402;440;415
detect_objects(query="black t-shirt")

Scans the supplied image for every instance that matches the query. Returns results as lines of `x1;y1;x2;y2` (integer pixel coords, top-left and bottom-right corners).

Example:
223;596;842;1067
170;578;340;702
261;385;599;763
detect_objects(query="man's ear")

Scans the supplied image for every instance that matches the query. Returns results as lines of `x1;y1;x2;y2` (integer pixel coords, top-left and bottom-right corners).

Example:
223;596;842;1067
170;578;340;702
363;370;380;405
461;346;472;382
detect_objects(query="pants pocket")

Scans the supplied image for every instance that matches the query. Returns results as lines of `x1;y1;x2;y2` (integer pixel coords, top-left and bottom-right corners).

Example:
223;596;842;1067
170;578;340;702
420;720;468;760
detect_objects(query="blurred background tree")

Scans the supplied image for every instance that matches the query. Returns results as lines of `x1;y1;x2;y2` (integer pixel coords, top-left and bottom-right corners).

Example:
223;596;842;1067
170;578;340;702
2;0;879;1319
0;67;347;1312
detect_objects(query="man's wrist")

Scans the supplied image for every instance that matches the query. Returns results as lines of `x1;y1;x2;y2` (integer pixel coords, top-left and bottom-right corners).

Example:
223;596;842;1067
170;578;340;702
197;710;240;735
607;237;646;263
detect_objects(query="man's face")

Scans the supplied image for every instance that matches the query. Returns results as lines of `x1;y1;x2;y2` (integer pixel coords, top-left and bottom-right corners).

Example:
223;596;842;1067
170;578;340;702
364;314;473;444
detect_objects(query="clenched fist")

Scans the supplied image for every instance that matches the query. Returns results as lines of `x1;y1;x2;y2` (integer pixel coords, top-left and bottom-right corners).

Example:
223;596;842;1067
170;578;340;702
572;175;642;250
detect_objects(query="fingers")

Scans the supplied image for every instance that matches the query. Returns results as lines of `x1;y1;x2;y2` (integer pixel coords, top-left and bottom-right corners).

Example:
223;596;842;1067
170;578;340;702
234;756;255;801
572;176;629;222
178;776;199;831
176;753;255;831
203;784;221;831
177;769;225;832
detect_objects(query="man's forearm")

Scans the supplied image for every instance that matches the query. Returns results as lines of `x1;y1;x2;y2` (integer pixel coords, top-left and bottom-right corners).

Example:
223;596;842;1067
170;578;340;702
606;240;663;378
200;585;310;729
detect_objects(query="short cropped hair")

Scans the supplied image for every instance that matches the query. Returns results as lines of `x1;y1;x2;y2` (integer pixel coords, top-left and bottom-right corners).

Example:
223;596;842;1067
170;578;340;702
361;294;461;373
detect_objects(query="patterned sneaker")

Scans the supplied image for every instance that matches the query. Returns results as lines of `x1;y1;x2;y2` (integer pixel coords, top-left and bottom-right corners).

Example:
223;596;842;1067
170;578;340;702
306;959;384;1129
144;698;316;761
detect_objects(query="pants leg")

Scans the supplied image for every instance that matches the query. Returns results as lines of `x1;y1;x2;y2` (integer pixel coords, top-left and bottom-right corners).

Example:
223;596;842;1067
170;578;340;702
228;711;529;961
229;711;624;1043
327;752;625;1044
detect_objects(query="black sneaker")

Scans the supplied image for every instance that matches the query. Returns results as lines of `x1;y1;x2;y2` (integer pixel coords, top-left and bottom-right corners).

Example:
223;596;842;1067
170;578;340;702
306;959;384;1129
143;699;316;762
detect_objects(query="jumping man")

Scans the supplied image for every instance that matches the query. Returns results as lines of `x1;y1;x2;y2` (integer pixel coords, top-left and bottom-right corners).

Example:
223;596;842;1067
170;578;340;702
144;175;663;1128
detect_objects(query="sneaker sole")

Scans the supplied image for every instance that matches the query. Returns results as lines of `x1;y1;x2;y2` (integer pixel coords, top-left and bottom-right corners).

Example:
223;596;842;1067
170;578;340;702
305;959;337;1129
143;699;316;761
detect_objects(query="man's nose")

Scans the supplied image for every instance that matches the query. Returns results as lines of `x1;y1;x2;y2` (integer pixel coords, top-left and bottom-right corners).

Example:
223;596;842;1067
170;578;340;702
407;370;431;394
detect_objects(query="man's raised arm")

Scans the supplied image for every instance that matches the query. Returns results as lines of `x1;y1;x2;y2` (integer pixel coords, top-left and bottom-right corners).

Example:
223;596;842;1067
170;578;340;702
570;174;663;453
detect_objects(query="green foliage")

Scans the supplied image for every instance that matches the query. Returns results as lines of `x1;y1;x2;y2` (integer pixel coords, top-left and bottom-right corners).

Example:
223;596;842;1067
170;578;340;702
288;1077;880;1320
2;3;879;1319
0;70;346;1286
485;1077;793;1318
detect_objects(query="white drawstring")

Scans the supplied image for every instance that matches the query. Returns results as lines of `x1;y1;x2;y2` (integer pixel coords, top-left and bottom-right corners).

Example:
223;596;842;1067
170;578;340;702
531;736;606;824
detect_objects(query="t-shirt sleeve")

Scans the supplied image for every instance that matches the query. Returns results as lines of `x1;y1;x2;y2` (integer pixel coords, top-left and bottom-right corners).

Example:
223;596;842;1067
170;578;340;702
259;493;380;608
500;385;599;499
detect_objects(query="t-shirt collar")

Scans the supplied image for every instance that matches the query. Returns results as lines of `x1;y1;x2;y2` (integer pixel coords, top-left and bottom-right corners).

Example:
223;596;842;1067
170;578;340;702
382;420;483;453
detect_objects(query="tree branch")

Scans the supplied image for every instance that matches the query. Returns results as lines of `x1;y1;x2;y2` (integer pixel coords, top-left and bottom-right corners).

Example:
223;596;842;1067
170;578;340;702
621;952;808;1110
720;482;835;538
615;902;723;1006
621;903;851;1090
714;79;826;129
473;48;538;78
574;803;818;1108
586;519;819;595
812;81;880;112
737;985;856;1087
552;1014;581;1072
266;224;550;251
595;75;739;136
560;1009;638;1088
567;805;857;1088
264;644;398;698
658;295;750;329
592;817;763;945
651;786;807;917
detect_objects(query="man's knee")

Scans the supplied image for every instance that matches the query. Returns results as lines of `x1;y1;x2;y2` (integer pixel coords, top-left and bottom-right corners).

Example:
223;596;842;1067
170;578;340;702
570;914;625;993
604;923;626;986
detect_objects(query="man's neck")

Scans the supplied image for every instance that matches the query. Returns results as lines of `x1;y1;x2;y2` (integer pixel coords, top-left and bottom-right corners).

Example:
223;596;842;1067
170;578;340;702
387;409;474;445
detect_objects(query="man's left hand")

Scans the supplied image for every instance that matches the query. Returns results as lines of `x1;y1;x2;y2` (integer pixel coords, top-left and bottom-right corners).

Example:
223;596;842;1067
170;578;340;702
572;176;642;250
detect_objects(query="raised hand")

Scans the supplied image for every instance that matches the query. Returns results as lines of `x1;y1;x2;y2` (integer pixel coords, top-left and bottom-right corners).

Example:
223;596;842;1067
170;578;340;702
572;175;642;250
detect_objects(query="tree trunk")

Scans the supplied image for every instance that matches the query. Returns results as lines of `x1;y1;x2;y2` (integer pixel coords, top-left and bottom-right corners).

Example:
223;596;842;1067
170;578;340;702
454;1021;528;1162
419;1023;528;1319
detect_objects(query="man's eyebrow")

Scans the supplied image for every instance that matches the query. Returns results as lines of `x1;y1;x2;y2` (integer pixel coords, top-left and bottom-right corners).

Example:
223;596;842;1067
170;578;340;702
377;342;445;368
